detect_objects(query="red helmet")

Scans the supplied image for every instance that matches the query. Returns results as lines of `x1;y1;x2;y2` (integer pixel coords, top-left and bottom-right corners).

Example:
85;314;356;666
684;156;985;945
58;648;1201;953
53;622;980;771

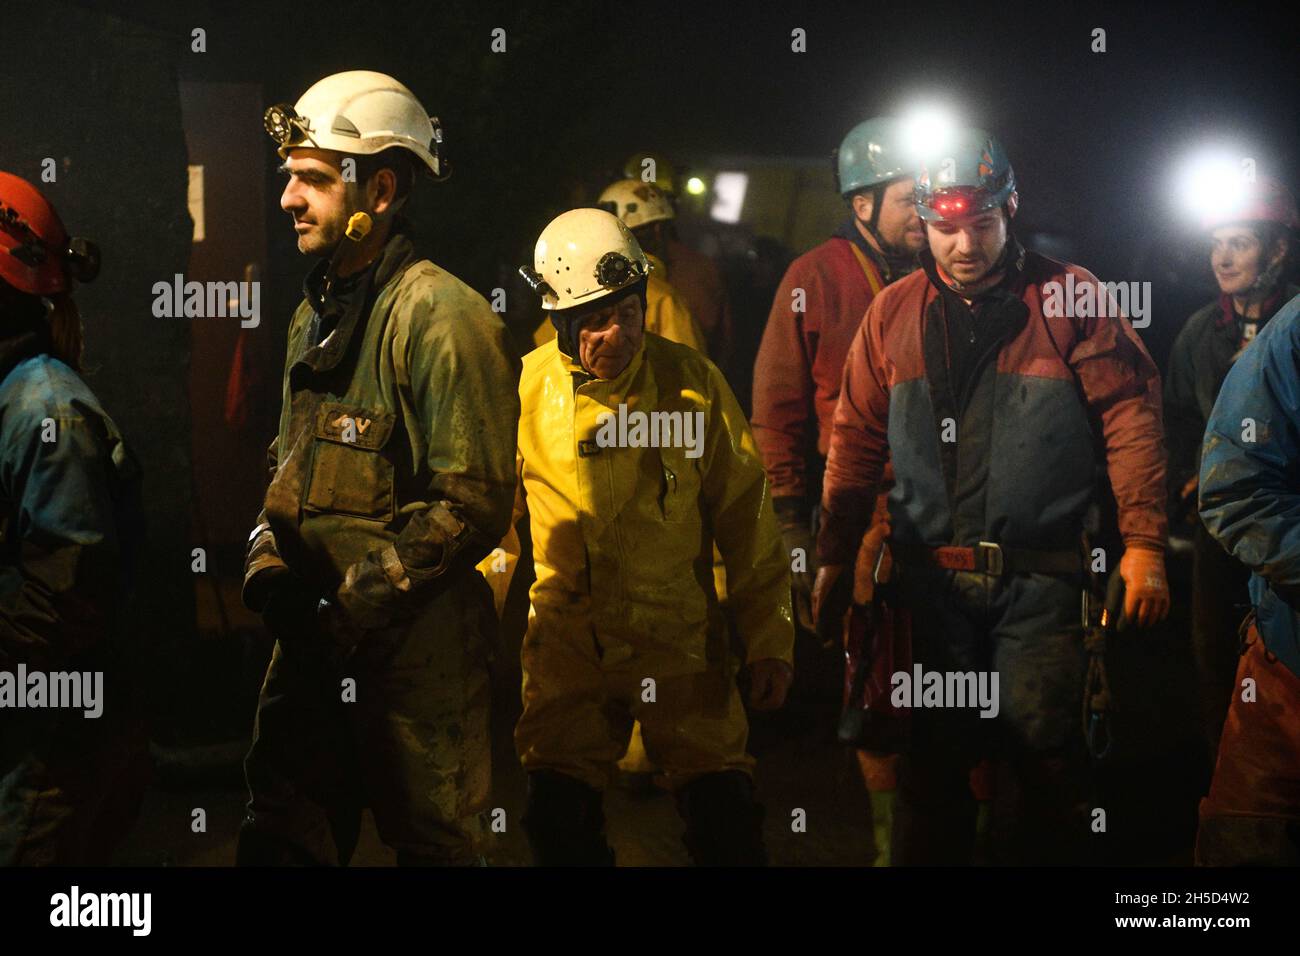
1202;176;1299;232
0;171;99;296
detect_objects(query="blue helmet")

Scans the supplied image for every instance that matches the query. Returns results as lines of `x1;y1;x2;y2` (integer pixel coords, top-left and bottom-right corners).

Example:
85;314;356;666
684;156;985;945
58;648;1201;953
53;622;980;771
914;128;1016;221
835;116;910;196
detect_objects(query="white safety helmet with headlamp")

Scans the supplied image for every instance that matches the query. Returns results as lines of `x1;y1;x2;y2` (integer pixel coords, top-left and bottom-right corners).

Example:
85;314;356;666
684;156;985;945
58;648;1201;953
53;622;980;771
263;70;444;178
520;208;653;313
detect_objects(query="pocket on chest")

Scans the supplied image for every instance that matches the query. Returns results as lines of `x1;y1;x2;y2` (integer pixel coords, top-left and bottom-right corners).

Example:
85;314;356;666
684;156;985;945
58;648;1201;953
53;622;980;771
304;402;397;520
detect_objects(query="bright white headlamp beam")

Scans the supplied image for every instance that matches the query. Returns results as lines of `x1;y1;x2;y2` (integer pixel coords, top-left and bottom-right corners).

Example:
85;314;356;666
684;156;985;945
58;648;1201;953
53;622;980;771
1175;148;1249;221
899;104;958;162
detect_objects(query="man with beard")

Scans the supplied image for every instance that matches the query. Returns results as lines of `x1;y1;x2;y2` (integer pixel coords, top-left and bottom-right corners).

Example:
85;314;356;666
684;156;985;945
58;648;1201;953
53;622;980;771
751;117;925;863
239;71;518;866
814;128;1170;864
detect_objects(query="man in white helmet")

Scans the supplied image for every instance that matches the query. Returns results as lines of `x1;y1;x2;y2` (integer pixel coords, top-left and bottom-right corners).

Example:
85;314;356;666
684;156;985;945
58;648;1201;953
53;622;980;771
532;183;705;357
593;179;707;354
239;71;519;866
505;208;793;864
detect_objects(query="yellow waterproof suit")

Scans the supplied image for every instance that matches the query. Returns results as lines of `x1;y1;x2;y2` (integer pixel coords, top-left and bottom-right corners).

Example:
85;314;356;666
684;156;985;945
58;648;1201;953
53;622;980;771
529;258;718;778
507;333;792;791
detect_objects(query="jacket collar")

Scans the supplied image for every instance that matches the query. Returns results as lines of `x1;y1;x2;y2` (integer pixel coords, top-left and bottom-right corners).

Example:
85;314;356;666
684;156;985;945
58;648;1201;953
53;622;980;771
919;237;1027;305
1215;284;1293;331
295;226;419;377
565;333;649;395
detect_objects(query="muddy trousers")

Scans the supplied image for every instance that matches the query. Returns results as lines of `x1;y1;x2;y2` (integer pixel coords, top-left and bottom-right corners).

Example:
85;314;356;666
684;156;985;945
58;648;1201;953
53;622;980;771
237;620;491;867
891;566;1092;866
1195;621;1300;865
521;768;766;866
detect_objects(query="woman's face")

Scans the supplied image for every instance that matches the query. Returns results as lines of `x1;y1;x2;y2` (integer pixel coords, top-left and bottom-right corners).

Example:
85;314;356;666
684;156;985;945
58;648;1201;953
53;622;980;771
1210;225;1275;297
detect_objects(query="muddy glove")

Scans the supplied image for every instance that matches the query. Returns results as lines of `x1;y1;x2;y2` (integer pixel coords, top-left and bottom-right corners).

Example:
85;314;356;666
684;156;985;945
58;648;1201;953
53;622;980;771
1117;545;1170;629
774;497;816;632
316;597;366;661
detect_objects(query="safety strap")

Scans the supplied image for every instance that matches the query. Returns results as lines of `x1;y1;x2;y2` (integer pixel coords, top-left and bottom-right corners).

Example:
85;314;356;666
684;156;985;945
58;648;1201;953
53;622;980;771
847;241;884;296
1082;623;1113;761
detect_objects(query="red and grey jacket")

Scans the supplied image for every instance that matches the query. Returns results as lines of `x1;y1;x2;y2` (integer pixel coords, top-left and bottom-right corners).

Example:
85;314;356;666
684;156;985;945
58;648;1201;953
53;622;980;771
751;233;886;506
818;247;1167;568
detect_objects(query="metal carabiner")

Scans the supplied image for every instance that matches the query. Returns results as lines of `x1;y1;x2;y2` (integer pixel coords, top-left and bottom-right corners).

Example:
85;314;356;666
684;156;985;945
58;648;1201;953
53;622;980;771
1087;709;1113;762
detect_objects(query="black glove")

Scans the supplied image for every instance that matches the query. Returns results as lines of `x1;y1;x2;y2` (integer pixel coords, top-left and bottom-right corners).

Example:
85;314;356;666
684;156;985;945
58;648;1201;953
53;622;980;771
774;497;816;632
262;574;326;645
781;523;816;592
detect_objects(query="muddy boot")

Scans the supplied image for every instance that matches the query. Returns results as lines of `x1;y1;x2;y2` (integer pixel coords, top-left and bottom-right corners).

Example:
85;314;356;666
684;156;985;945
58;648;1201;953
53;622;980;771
677;771;768;866
521;770;615;866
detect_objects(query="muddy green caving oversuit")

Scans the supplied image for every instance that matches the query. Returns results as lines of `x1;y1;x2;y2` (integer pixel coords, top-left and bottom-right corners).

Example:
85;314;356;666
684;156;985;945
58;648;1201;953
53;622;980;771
239;230;519;866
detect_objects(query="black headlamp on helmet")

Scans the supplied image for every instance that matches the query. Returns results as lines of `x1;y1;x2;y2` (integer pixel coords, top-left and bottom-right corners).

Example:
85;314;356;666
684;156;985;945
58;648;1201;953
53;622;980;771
263;103;315;150
593;251;647;289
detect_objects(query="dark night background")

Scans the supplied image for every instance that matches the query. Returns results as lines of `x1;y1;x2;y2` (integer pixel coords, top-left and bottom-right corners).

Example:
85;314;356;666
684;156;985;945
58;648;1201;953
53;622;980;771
0;0;1295;864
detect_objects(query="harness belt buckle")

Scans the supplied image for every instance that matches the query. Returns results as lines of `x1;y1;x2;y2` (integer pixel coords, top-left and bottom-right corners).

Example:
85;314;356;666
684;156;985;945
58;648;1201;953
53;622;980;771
978;541;1004;577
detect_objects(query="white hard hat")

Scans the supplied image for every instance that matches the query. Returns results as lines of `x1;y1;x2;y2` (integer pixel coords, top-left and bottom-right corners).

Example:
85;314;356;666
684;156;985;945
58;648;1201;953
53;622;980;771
521;208;652;312
598;179;675;229
264;70;443;177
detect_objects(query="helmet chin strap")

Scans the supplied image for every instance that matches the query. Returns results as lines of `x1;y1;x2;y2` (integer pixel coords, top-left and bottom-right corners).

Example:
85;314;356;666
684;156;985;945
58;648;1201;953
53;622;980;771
1239;257;1286;304
940;263;1001;295
860;218;915;262
324;210;374;288
550;310;583;361
552;280;649;369
857;184;913;261
942;271;981;294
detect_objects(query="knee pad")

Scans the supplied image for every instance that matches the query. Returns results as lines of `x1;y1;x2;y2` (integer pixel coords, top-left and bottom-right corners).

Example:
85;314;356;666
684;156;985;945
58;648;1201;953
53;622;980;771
677;770;767;866
521;770;614;866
